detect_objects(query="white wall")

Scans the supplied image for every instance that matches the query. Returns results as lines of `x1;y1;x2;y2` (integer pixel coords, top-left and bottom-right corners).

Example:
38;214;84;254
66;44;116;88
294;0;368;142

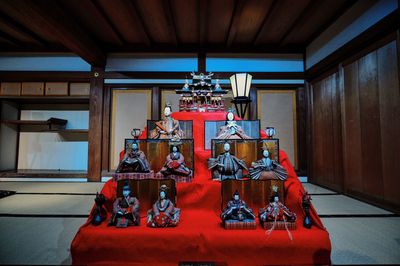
17;110;88;170
110;89;151;170
257;91;297;168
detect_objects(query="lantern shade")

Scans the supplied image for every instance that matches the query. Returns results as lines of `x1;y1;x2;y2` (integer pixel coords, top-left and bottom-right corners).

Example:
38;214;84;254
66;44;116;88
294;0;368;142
230;73;252;98
230;73;252;118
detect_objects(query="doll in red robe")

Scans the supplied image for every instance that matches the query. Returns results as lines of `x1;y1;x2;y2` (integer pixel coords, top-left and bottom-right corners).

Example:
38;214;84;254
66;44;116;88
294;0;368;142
159;145;192;177
147;185;180;227
259;186;296;239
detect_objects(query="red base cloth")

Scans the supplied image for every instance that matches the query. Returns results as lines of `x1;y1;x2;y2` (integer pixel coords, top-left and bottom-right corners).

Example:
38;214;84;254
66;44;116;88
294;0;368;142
72;112;331;265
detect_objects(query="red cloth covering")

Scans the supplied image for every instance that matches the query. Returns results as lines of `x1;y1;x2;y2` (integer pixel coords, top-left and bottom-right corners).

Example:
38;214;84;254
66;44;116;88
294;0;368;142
72;112;331;266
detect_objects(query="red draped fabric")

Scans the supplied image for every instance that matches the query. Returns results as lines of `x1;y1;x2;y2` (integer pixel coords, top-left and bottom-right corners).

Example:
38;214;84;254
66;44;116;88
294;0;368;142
72;112;331;266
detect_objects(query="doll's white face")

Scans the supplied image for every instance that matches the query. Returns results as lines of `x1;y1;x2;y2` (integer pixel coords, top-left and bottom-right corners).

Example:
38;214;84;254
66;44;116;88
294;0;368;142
132;143;138;151
164;107;171;117
227;112;234;121
224;143;230;152
160;191;166;199
274;196;279;202
122;187;130;197
263;150;269;158
172;146;178;152
234;194;239;201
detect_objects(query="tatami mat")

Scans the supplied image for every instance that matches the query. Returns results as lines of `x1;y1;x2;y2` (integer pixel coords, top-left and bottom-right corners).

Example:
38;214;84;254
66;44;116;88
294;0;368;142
302;183;337;194
0;217;86;265
0;181;398;265
0;194;93;215
0;181;103;194
322;217;400;265
312;194;392;216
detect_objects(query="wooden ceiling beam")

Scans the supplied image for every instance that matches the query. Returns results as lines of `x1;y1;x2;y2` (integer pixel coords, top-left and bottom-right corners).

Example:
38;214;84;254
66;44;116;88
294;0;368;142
1;0;106;67
198;0;209;46
83;0;125;45
0;11;45;45
0;43;68;53
103;43;304;54
225;0;246;47
103;71;304;80
163;0;178;46
252;0;279;45
278;0;316;46
305;0;358;46
0;30;20;46
127;0;153;46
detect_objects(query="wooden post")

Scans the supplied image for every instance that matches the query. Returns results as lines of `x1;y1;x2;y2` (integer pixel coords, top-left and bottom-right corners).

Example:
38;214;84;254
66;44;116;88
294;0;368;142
305;81;313;182
198;50;206;73
101;85;111;175
296;86;307;176
249;86;257;120
152;86;160;120
88;67;104;182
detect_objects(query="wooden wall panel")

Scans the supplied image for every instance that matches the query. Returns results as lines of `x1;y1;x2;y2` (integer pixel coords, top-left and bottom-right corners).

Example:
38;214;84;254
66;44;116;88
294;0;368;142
310;73;343;192
309;39;400;212
311;80;322;184
377;42;400;205
357;52;384;198
330;73;344;191
343;62;363;193
323;77;334;186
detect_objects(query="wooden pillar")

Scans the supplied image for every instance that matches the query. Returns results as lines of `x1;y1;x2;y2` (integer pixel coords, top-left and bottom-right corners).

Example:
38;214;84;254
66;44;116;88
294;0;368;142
296;86;307;176
101;85;111;175
396;29;400;92
198;50;206;73
152;86;160;120
249;86;258;120
0;100;19;171
338;63;346;192
305;81;314;182
88;67;104;182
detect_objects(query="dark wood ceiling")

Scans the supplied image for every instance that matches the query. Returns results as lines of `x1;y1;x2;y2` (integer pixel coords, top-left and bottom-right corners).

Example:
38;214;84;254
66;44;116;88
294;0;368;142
0;0;357;66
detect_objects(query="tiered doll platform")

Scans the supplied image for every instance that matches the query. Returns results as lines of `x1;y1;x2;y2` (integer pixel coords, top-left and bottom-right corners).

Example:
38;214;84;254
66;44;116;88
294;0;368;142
71;112;331;266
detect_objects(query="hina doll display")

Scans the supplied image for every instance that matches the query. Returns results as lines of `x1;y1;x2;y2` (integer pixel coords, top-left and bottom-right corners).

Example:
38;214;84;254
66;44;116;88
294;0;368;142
249;149;287;180
221;191;256;229
116;142;150;173
216;110;251;139
159;144;192;178
149;104;185;140
302;191;312;229
221;191;256;221
91;192;107;226
147;185;180;227
259;186;296;239
208;142;247;180
109;181;140;227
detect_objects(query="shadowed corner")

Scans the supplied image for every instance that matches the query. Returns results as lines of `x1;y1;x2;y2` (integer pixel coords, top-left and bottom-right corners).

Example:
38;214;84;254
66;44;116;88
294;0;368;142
313;249;332;266
0;190;16;199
